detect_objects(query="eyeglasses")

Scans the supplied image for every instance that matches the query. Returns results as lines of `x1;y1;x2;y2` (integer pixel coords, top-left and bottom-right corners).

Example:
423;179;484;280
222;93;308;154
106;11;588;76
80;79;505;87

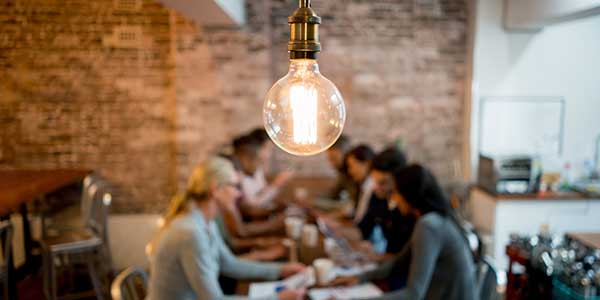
225;183;242;191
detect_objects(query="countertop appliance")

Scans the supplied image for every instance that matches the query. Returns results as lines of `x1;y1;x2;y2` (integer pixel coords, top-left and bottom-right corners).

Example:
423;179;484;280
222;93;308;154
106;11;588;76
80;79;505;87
477;154;542;194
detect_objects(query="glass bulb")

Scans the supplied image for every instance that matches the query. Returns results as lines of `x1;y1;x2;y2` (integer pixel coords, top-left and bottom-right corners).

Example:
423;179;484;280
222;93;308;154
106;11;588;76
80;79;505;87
263;59;346;156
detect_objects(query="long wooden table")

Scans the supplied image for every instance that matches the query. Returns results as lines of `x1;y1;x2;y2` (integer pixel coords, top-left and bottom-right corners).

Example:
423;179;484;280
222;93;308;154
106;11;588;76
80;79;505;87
0;169;90;300
0;169;91;215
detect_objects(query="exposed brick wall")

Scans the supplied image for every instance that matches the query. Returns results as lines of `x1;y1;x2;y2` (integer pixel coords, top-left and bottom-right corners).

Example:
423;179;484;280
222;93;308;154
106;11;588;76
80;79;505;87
0;0;176;212
0;0;469;213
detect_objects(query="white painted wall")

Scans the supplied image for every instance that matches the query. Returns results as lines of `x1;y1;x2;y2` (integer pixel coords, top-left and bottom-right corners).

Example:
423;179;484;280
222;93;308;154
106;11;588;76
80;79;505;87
108;214;161;271
471;0;600;177
505;0;600;30
6;214;161;272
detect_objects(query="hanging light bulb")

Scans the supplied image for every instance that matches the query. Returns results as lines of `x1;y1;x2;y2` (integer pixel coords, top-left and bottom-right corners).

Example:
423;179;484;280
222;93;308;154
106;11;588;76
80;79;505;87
264;0;346;156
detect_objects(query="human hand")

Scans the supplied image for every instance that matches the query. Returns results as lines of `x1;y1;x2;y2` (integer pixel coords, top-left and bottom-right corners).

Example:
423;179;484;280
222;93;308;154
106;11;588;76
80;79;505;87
328;276;359;287
273;171;294;188
277;288;305;300
353;241;374;253
280;262;306;278
321;215;342;232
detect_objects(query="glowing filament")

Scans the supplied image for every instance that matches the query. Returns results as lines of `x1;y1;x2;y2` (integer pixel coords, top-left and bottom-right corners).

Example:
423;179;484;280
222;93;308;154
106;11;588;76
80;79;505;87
290;85;318;145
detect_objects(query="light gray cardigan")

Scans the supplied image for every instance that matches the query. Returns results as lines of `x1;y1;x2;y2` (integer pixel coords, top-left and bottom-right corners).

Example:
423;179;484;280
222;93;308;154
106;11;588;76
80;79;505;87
359;213;477;300
147;208;282;300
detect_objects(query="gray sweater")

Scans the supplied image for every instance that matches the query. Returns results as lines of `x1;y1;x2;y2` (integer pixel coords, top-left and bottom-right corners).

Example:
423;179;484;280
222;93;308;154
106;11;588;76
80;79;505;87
359;213;476;300
147;208;282;300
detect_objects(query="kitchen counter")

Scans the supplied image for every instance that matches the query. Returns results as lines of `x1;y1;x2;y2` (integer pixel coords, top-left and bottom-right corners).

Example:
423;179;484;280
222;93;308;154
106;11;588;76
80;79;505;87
567;232;600;250
475;186;589;201
469;186;600;270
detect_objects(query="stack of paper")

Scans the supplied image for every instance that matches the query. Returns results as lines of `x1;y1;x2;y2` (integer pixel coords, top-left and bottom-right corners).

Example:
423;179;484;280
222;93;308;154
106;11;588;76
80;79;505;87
248;265;381;300
308;283;383;300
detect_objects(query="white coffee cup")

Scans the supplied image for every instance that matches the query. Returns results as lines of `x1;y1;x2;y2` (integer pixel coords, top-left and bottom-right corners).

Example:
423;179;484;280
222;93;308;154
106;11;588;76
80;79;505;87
285;217;304;240
313;258;335;285
302;224;318;248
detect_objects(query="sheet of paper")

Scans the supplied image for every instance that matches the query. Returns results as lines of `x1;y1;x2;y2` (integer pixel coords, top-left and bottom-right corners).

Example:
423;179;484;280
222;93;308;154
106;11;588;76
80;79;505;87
309;283;383;300
249;281;282;299
332;263;377;277
249;268;316;299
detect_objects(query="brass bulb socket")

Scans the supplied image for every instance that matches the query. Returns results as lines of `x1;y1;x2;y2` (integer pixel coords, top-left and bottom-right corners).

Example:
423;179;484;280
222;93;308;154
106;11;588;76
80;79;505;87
288;4;321;59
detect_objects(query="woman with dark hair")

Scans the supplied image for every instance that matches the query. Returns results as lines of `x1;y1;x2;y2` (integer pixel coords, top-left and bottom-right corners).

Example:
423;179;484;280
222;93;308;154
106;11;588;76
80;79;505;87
325;134;355;200
333;164;476;300
344;144;375;223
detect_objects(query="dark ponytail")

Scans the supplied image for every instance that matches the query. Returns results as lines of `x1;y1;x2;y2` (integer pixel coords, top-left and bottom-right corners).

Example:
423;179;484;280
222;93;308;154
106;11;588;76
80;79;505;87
393;165;452;216
393;165;475;260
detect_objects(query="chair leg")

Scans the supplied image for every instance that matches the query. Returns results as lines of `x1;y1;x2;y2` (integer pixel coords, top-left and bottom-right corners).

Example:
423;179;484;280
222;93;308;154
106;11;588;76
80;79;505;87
51;253;58;300
102;245;114;278
44;250;58;300
3;278;9;300
87;259;103;300
100;246;114;289
43;249;51;300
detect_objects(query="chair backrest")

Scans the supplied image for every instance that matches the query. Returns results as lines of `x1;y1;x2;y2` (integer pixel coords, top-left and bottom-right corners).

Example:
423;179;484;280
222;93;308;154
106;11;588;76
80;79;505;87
87;191;112;244
111;267;148;300
478;256;499;300
81;175;108;226
81;175;94;224
0;221;13;275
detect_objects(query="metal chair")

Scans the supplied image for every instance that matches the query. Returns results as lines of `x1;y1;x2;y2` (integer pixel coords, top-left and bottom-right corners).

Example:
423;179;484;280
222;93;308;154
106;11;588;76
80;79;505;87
42;189;113;300
80;175;107;228
1;221;13;300
110;267;148;300
44;175;105;237
478;256;500;300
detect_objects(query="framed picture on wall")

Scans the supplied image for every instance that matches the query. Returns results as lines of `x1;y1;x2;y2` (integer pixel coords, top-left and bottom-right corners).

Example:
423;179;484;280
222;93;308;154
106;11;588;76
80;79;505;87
478;96;565;156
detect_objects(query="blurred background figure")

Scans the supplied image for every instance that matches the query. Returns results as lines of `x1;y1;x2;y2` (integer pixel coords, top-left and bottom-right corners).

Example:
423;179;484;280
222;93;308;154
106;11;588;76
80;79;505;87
325;135;355;201
344;144;375;223
231;132;292;218
332;164;476;300
147;157;305;300
358;147;415;255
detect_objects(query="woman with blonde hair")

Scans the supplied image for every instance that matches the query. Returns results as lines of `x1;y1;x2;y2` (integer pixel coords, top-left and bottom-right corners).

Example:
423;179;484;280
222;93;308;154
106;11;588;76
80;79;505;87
147;157;305;300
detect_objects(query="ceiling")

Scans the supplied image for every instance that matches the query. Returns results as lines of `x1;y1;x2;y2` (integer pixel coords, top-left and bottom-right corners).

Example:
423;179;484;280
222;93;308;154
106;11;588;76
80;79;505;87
157;0;245;27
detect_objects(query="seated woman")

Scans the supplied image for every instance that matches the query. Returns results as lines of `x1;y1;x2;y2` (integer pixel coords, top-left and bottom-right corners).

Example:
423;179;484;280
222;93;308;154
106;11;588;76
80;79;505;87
344;144;375;224
333;165;476;300
147;157;305;300
324;134;355;201
317;145;374;243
